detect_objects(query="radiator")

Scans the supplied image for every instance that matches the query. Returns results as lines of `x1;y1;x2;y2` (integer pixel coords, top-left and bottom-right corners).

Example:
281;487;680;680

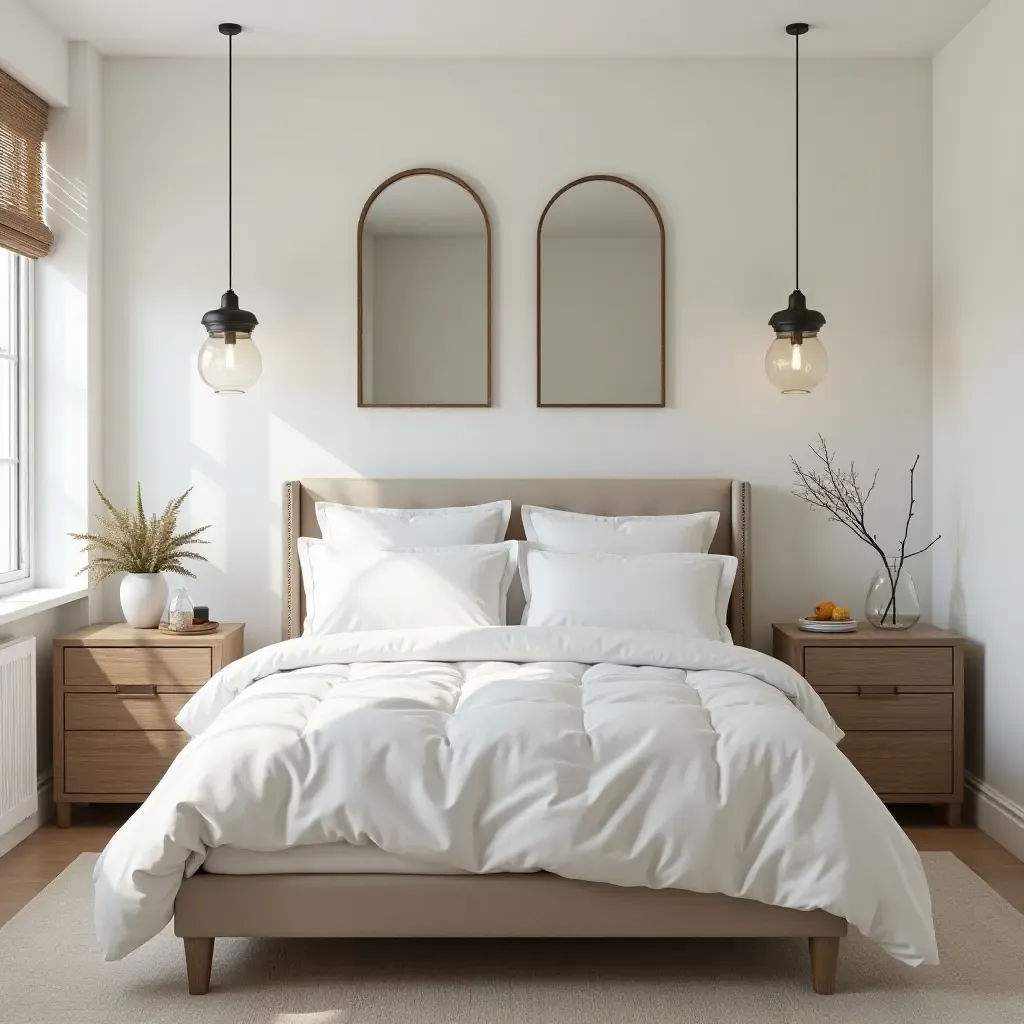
0;636;37;836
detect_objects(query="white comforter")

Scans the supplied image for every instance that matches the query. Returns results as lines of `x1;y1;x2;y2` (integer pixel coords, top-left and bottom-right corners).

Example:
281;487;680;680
93;626;938;965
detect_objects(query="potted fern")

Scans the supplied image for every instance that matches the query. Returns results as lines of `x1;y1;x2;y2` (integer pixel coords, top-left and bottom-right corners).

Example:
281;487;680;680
71;484;212;628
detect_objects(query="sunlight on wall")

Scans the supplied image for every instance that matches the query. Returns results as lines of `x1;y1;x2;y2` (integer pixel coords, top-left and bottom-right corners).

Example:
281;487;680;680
269;417;362;483
34;147;91;585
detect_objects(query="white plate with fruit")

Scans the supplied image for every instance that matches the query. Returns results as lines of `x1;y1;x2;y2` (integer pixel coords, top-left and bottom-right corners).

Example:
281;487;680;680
798;602;857;633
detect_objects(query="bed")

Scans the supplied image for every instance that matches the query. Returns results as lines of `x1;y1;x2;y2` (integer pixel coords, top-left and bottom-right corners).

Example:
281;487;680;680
90;479;936;995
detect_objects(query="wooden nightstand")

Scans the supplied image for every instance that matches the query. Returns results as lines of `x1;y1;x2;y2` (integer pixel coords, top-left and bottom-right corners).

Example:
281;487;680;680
53;622;244;827
772;622;965;826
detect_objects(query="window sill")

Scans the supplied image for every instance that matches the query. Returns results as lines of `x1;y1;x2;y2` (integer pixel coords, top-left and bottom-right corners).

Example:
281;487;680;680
0;585;89;627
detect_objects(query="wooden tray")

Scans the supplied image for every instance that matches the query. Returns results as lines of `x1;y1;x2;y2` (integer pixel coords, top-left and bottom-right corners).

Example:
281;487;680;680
158;620;219;636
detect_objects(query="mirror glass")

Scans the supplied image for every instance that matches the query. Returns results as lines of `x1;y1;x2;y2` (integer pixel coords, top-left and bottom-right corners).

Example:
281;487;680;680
359;170;490;406
538;177;664;406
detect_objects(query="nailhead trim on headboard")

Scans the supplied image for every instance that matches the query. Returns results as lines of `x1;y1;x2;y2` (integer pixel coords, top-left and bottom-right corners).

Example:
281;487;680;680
283;481;299;641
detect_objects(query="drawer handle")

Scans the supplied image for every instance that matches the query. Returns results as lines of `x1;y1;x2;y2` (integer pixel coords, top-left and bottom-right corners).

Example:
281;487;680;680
857;685;899;699
113;684;157;698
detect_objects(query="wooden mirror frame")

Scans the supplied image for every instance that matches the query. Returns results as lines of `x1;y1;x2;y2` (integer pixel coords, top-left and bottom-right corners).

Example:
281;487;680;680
357;167;493;408
536;174;666;408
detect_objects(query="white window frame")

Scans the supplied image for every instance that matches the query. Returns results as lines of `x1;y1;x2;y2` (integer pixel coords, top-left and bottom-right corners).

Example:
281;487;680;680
0;252;32;595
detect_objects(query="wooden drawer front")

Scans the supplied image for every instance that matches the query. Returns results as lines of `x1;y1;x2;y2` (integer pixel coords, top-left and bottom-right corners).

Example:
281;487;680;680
64;692;191;731
64;647;212;689
819;692;952;731
64;731;188;794
839;732;952;794
804;647;952;689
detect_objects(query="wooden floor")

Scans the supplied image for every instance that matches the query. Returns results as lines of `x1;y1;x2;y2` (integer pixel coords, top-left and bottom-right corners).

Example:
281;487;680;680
1;804;1022;930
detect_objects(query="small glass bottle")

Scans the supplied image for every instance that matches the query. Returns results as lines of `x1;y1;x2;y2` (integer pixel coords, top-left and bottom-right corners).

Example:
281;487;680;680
167;587;195;632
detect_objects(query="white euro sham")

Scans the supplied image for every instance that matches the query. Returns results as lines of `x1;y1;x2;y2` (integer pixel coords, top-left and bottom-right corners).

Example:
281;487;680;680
521;505;719;554
519;545;736;641
316;499;512;550
298;538;518;634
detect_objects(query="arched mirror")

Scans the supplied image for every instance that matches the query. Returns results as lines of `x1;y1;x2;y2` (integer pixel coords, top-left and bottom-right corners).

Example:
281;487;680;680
537;175;665;407
358;168;491;406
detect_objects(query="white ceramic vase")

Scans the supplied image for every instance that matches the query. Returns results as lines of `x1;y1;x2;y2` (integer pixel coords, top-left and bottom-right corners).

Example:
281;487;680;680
120;572;168;628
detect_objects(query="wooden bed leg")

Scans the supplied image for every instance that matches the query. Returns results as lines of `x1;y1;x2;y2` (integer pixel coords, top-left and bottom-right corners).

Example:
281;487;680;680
183;937;214;995
808;936;840;995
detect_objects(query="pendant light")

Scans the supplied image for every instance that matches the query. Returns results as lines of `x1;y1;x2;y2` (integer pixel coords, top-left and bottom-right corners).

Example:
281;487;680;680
198;23;261;394
765;22;827;395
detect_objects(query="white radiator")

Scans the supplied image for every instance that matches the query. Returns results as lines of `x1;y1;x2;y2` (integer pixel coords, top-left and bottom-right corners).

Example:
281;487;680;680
0;636;37;836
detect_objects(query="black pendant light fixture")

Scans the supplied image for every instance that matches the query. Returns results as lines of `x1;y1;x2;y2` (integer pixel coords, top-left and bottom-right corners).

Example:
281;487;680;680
197;22;261;394
765;22;827;395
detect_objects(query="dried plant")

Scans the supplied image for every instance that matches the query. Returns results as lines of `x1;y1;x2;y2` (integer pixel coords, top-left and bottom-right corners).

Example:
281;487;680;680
791;436;940;625
71;483;211;585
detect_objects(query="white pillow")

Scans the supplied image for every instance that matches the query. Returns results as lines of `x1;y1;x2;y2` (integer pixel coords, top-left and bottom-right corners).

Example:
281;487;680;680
518;545;736;642
316;500;512;550
520;505;719;554
298;539;518;636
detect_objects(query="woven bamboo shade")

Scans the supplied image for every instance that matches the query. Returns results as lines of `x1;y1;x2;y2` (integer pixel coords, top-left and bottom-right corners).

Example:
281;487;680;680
0;68;53;259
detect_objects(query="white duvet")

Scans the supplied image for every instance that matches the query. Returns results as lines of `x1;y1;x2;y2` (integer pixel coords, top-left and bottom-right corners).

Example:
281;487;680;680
93;626;938;966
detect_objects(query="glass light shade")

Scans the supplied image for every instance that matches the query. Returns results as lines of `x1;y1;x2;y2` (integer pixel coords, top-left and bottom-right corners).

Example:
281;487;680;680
765;330;828;394
197;331;262;394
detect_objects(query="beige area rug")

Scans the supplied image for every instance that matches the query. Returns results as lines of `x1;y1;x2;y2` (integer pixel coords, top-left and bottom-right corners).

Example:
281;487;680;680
1;852;1022;1023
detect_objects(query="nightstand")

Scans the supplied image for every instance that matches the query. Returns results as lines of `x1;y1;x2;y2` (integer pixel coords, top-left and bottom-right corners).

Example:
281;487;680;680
772;622;965;826
53;622;244;827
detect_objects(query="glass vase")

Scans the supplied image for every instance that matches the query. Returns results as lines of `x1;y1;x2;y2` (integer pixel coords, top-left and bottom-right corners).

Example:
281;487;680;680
865;561;920;630
167;586;195;632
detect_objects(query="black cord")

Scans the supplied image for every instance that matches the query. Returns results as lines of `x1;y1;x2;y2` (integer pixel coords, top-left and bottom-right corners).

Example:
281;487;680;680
794;29;800;291
228;31;233;291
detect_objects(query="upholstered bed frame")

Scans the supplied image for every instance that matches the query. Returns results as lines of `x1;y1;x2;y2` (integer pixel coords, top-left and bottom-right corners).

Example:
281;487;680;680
174;479;847;996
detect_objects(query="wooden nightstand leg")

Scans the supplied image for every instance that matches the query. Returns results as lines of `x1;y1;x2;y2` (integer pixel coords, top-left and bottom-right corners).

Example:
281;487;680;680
55;802;72;828
945;803;963;828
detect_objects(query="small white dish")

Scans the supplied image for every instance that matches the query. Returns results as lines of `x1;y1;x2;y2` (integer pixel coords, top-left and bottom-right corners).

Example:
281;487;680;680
798;617;858;633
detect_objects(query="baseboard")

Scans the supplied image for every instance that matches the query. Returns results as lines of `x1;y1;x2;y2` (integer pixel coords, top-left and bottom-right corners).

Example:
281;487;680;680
0;778;53;859
966;772;1024;862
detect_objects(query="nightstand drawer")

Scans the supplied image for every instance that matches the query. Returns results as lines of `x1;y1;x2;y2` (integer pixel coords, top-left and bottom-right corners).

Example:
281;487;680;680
64;731;188;794
64;692;192;731
839;732;952;793
818;691;952;731
804;647;952;689
64;647;212;690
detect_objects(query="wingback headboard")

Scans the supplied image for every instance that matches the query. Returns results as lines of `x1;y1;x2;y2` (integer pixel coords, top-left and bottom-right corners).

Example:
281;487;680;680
283;479;751;647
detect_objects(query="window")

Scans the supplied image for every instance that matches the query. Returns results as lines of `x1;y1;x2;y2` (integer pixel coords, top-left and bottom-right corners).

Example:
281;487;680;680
0;247;30;590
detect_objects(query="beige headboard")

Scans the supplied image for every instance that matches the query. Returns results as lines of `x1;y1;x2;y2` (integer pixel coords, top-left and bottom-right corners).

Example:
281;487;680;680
283;479;751;647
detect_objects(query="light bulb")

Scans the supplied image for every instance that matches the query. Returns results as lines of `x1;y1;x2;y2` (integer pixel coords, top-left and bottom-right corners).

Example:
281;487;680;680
765;330;827;394
198;330;262;394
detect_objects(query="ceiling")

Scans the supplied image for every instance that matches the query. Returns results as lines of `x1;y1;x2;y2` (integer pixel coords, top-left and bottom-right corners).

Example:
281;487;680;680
27;0;988;58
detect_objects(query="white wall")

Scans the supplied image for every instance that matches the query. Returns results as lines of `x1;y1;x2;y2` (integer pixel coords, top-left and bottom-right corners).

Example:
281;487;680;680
102;57;934;652
0;0;68;106
36;43;103;602
933;0;1024;846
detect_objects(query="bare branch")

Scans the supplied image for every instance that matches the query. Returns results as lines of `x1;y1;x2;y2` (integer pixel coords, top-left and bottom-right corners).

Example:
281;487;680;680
790;440;941;587
903;534;942;560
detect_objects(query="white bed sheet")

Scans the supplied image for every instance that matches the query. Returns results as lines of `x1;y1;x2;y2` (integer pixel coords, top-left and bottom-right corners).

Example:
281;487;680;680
203;843;469;875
